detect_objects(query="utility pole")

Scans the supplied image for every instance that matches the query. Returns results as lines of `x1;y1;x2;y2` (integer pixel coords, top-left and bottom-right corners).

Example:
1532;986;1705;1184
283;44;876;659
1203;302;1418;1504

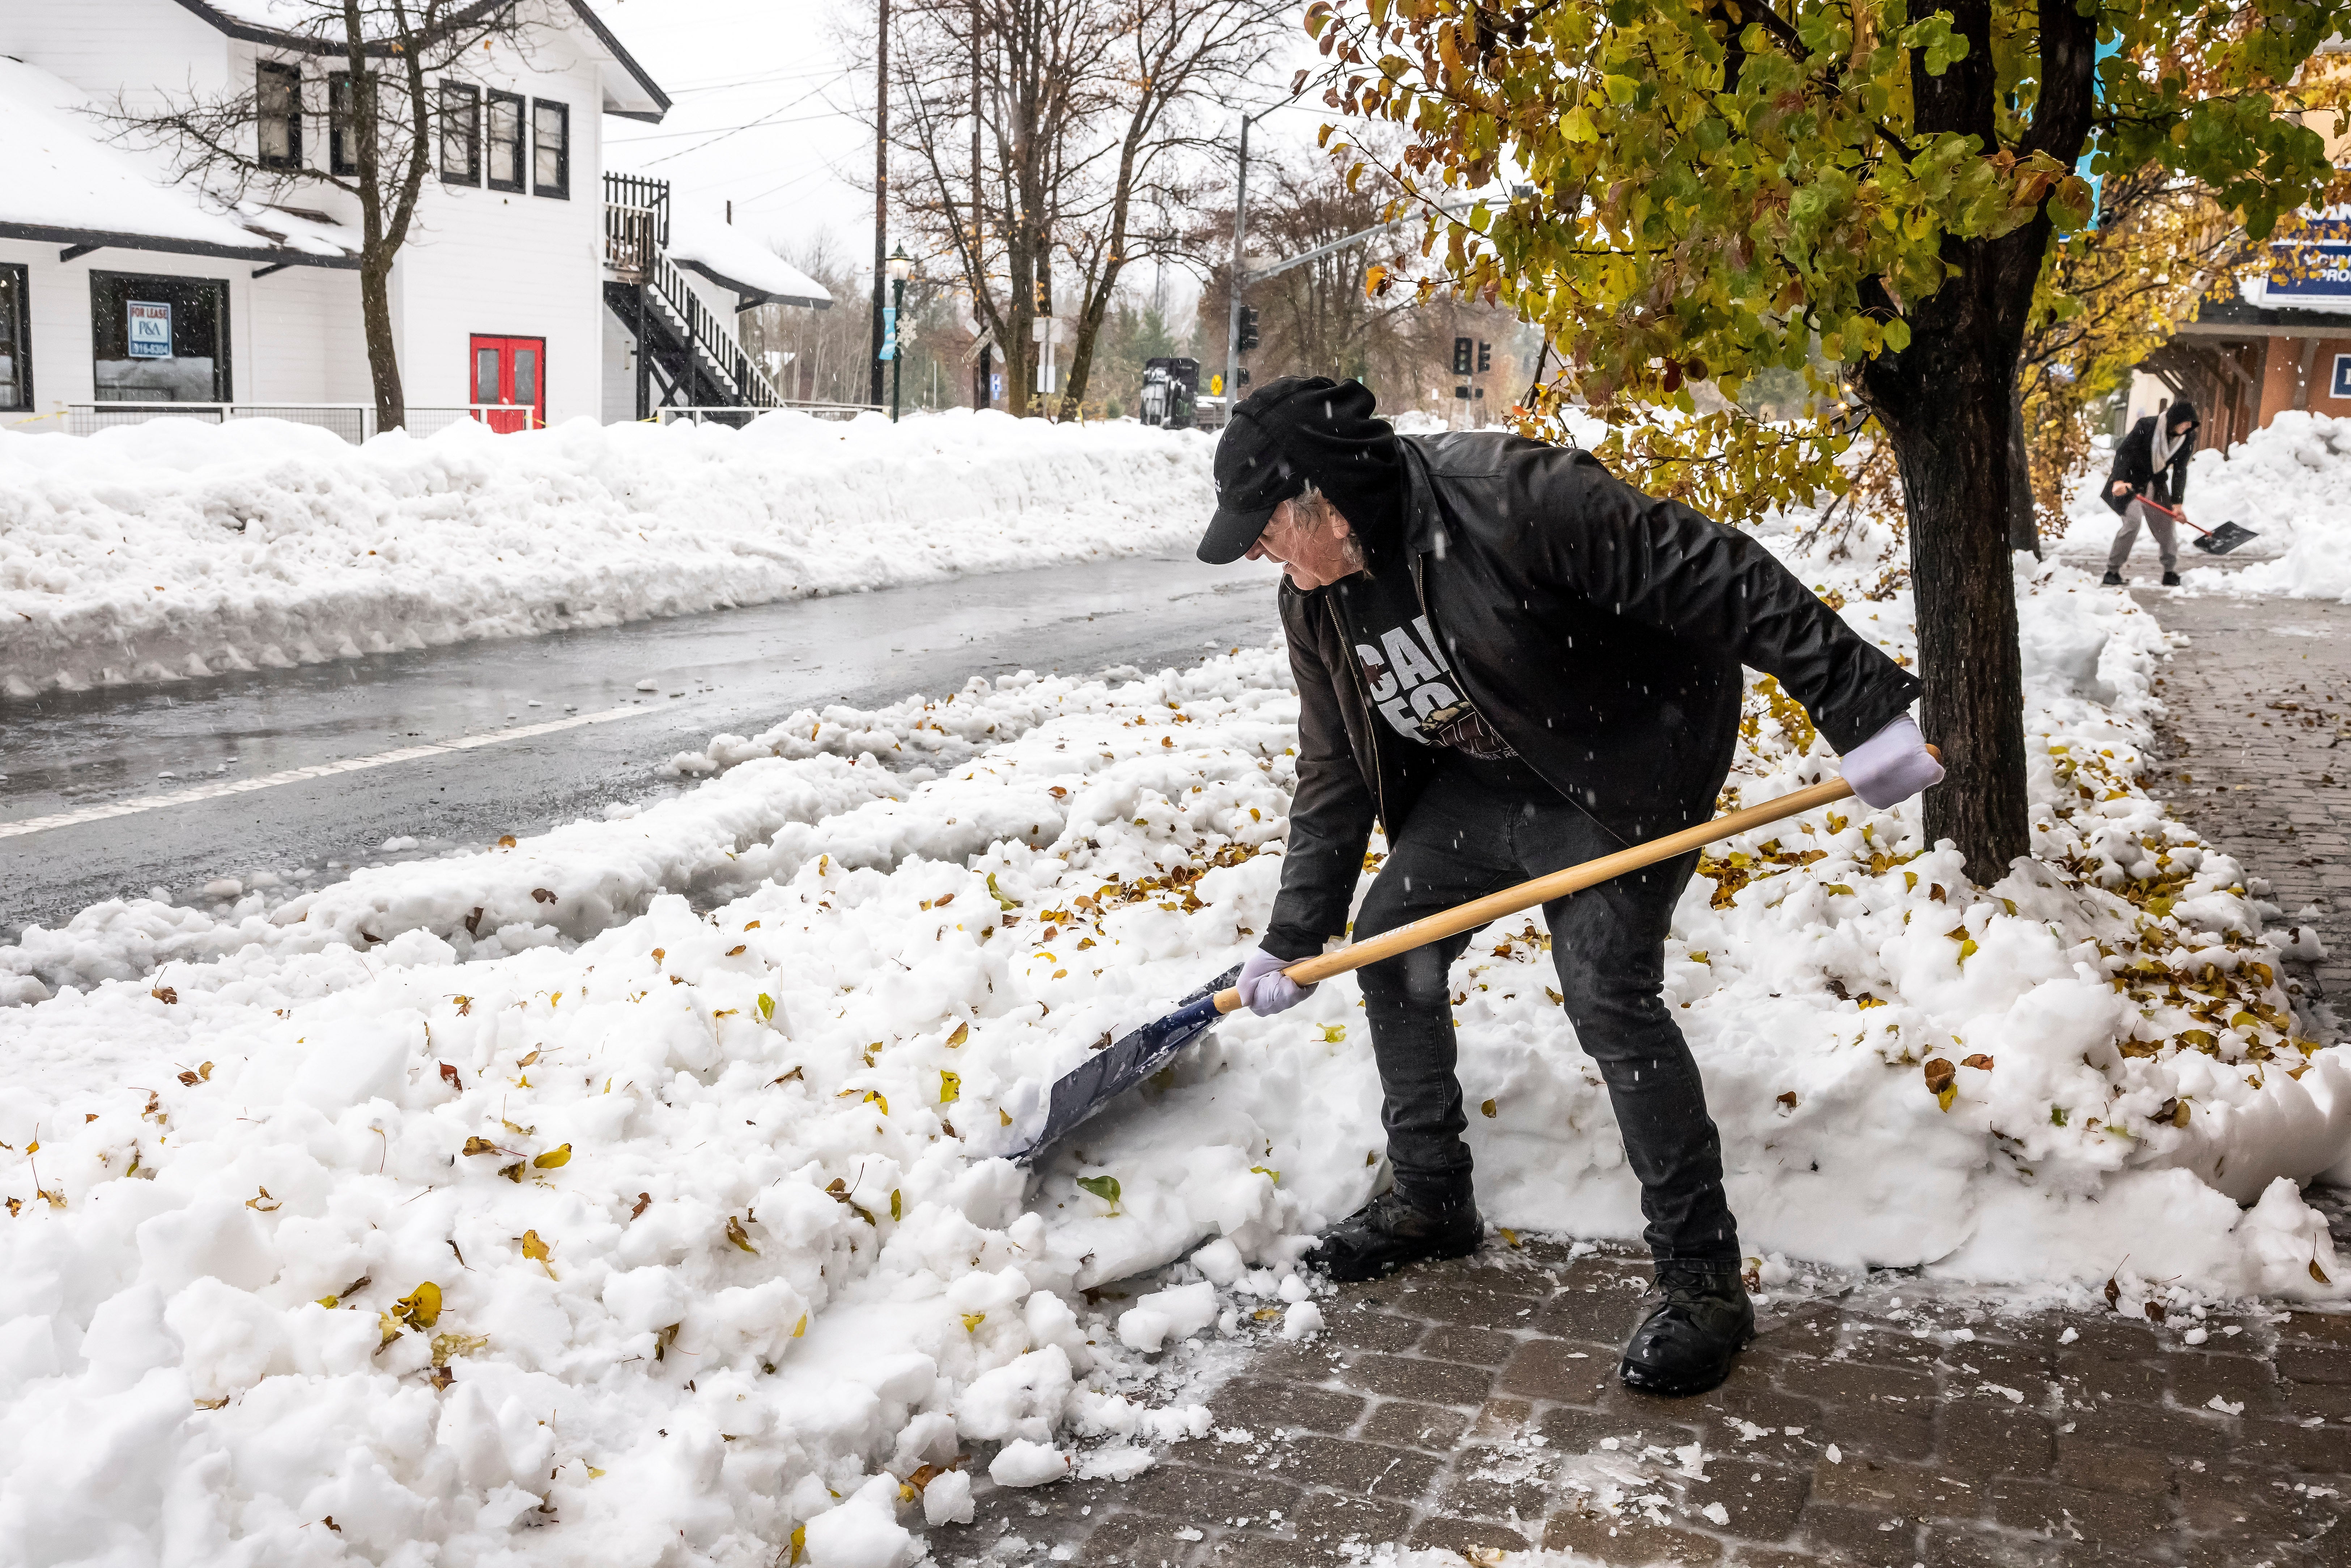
970;0;985;407
1222;112;1257;424
869;0;890;408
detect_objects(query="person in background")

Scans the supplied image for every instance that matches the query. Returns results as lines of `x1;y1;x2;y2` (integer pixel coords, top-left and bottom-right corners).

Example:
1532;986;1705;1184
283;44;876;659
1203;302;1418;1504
1196;376;1943;1397
2103;400;2199;587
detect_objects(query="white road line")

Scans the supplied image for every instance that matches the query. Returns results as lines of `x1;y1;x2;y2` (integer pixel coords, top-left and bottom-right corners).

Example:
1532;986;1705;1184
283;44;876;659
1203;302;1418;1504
0;704;662;840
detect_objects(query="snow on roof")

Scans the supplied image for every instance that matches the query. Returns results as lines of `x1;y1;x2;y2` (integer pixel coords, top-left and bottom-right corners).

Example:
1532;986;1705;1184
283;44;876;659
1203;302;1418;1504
175;0;669;121
667;207;831;310
0;57;358;265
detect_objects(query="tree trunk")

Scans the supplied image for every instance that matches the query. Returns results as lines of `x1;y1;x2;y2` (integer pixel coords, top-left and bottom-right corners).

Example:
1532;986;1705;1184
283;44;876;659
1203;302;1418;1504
360;259;403;432
1871;349;2032;878
1852;0;2091;879
2006;383;2040;555
1059;263;1117;420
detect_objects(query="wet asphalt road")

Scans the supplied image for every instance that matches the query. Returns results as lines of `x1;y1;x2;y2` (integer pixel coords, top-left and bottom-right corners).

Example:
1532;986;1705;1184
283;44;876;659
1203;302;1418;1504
1;555;1285;939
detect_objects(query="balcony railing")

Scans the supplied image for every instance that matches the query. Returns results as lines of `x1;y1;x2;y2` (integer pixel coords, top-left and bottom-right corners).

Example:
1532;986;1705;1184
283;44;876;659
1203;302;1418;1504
604;171;671;282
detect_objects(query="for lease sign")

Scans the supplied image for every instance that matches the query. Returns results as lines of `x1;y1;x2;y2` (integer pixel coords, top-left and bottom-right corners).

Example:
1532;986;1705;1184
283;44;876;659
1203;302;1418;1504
127;301;172;358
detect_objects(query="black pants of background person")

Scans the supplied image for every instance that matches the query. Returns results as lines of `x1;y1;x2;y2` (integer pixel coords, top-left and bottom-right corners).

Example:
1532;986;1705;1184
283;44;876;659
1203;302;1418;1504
1352;751;1741;1263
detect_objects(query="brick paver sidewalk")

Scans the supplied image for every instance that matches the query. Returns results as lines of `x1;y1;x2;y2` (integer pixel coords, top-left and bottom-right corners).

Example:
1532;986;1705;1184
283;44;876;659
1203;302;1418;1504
935;571;2351;1568
2133;574;2351;1040
935;1238;2349;1566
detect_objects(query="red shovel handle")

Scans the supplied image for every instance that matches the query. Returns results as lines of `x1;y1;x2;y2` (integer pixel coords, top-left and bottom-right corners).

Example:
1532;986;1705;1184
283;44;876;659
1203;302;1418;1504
2129;495;2213;539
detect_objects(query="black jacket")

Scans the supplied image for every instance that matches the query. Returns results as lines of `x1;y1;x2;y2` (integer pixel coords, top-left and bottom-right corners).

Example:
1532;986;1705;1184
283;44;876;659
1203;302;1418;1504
1263;432;1922;960
2103;416;2194;515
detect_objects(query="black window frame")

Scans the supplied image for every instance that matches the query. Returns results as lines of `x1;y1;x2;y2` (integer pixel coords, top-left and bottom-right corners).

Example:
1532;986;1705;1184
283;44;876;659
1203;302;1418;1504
485;88;526;193
439;80;481;187
89;269;234;405
326;71;361;177
256;59;302;170
0;263;31;413
531;98;569;199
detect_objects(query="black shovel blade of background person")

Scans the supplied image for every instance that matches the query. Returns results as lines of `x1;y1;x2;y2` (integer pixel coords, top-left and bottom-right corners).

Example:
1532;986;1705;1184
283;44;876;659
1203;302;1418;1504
2191;520;2260;555
1013;962;1244;1166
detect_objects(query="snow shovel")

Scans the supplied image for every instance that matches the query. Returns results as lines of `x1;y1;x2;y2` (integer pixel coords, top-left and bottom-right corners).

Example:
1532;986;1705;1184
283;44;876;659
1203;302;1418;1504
2135;496;2259;556
1012;747;1938;1165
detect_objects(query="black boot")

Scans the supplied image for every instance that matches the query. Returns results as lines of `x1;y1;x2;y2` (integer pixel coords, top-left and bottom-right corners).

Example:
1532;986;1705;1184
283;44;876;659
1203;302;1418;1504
2161;570;2182;586
1303;1190;1481;1282
1619;1260;1754;1397
2102;570;2125;586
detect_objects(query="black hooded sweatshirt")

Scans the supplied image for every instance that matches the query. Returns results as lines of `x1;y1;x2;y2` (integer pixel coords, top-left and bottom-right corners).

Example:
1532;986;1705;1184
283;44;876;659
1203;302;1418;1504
1260;430;1923;961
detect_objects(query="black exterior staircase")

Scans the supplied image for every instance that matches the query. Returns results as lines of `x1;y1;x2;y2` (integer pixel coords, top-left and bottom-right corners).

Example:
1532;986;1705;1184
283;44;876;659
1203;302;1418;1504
603;173;782;418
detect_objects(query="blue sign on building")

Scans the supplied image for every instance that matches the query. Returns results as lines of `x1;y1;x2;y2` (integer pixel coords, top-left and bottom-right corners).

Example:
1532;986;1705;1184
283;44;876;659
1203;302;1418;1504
2266;211;2351;305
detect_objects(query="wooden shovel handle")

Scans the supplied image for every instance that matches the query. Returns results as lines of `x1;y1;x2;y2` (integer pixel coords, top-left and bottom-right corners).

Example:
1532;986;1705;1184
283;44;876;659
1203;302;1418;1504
1212;746;1941;1015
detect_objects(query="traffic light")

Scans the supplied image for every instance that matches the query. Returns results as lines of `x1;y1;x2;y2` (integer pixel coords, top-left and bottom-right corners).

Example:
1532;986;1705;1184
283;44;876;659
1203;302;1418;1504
1477;340;1492;372
1237;306;1260;352
1452;336;1473;375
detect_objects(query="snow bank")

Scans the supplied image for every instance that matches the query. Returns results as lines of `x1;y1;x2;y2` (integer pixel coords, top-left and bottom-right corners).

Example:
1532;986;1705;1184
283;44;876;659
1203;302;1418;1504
0;409;1214;697
2057;409;2351;599
0;524;2345;1561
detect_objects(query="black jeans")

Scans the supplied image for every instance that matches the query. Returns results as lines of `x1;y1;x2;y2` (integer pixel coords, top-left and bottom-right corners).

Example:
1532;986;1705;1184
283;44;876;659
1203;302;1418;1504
1353;752;1740;1263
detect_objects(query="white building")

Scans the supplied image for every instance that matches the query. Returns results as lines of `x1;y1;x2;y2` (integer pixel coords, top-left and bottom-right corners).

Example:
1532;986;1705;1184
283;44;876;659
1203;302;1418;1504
0;0;829;441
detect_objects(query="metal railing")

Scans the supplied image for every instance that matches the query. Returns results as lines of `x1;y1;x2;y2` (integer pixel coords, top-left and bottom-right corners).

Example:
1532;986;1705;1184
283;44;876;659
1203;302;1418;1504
65;402;373;442
58;402;535;442
654;401;877;426
405;404;532;437
643;253;785;409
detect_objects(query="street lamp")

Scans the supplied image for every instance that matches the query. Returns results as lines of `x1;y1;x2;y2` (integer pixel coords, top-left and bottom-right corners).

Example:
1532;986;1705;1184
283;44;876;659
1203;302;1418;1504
887;243;914;424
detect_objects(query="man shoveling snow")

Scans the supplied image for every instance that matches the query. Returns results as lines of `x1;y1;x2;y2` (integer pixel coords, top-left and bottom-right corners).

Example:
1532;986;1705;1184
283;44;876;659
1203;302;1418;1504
1196;377;1944;1397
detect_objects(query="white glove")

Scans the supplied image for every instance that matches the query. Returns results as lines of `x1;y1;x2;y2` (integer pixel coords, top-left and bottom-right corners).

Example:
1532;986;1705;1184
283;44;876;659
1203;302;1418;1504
1843;715;1944;809
1235;949;1316;1016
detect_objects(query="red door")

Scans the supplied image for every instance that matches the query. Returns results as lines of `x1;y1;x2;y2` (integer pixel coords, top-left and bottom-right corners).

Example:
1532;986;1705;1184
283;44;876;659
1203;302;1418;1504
469;335;545;433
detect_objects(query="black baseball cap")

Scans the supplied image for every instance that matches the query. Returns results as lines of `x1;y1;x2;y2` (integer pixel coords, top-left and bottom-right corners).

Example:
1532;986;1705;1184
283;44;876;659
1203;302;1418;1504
1198;376;1395;563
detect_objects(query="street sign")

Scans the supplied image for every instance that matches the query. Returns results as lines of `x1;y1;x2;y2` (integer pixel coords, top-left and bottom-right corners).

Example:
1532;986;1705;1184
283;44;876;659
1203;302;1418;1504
128;301;171;358
1210;373;1223;396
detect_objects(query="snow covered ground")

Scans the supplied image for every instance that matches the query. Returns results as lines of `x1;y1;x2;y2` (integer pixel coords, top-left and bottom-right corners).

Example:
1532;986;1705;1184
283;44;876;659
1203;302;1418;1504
2053;409;2351;599
0;410;1214;698
3;477;2349;1563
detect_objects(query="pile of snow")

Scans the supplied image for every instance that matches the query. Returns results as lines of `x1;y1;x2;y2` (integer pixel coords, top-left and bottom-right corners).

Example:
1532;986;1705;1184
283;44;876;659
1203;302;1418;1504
1;515;2347;1560
2057;409;2351;598
0;409;1213;697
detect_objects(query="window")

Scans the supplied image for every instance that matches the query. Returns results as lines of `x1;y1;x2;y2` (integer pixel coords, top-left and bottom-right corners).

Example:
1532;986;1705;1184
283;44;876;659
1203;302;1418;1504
326;72;361;177
257;60;302;169
532;98;569;198
486;89;525;192
90;271;232;404
440;81;480;186
0;264;29;412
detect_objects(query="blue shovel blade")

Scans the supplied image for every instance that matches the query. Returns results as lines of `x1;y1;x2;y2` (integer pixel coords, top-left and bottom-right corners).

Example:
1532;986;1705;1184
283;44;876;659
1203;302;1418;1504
1012;963;1243;1166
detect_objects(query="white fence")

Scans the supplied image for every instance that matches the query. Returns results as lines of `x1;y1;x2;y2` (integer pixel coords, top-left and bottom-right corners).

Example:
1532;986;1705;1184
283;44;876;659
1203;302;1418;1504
50;403;525;444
